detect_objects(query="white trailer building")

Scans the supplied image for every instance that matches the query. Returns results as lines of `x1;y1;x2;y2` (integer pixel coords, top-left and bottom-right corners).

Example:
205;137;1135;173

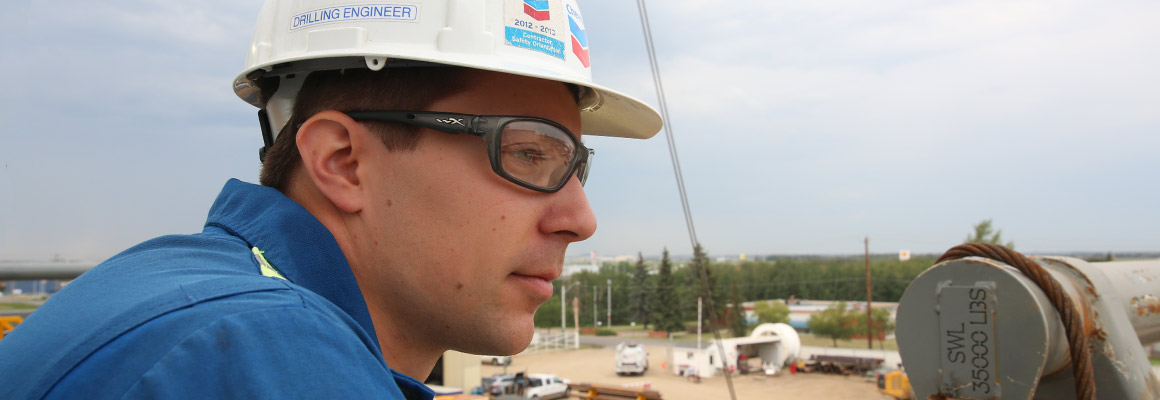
666;323;801;378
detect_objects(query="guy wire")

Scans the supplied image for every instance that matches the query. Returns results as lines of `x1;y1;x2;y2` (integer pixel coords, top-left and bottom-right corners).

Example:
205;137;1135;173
634;0;697;249
634;2;736;400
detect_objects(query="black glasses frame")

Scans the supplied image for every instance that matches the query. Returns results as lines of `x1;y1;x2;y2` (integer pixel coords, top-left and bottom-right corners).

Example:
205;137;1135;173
344;111;592;193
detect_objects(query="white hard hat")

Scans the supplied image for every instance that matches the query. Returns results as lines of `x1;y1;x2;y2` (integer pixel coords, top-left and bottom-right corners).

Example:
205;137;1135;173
234;0;662;144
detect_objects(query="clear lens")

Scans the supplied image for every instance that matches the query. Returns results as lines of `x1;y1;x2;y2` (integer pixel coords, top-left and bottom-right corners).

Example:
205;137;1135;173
576;149;594;186
499;120;577;189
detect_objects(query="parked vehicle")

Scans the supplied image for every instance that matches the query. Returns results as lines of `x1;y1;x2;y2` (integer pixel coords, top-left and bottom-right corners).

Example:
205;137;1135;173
522;373;569;399
481;355;513;366
615;342;649;376
876;368;913;399
482;373;516;396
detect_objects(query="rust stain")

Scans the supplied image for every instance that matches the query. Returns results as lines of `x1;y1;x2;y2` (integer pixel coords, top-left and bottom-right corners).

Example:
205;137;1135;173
1128;268;1155;283
1058;275;1098;337
1088;308;1108;342
1045;257;1104;339
1130;294;1160;316
1050;257;1099;299
1076;271;1097;294
1091;327;1109;342
1076;285;1095;335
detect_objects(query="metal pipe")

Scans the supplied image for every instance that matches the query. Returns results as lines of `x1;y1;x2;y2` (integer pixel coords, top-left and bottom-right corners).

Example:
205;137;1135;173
865;237;872;349
897;257;1160;399
1089;259;1160;343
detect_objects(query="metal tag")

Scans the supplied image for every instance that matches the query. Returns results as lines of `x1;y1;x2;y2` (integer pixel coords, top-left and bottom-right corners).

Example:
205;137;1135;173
937;283;1000;399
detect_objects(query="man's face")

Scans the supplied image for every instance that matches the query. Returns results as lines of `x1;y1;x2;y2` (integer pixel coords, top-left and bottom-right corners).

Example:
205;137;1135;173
353;69;596;356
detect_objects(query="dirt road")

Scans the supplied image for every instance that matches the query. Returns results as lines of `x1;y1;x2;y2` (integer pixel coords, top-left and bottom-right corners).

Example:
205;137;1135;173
482;345;884;400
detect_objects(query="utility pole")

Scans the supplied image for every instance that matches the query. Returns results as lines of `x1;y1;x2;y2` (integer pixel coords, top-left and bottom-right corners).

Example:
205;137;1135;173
593;286;597;327
607;279;612;328
865;236;873;349
561;282;578;347
561;283;567;337
571;296;580;349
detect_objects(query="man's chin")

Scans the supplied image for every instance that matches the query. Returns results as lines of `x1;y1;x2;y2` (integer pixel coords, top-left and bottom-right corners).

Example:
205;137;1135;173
473;318;535;356
505;320;536;351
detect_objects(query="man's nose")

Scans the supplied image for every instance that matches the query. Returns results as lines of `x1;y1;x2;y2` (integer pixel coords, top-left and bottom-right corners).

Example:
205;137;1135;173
539;175;597;242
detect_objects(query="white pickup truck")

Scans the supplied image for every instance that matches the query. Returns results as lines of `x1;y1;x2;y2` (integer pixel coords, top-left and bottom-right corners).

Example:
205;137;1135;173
615;342;649;376
523;373;569;399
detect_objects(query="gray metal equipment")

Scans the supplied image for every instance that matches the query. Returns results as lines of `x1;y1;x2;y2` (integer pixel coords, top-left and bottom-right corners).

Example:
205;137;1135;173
897;250;1160;399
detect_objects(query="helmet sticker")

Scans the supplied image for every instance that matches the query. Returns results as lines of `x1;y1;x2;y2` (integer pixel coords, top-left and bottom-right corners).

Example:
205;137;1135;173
504;0;567;60
524;0;551;21
289;3;421;32
564;1;589;68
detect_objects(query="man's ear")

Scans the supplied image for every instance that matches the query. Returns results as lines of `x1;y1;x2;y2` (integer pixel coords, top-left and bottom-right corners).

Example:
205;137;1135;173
296;110;367;214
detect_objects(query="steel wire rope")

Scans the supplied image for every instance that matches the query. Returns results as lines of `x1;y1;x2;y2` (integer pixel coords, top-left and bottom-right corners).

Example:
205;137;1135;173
936;243;1096;399
633;1;735;399
633;0;696;249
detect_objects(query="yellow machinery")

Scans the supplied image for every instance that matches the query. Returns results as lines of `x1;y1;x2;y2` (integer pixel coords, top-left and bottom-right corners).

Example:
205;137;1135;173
876;369;913;400
1;316;23;341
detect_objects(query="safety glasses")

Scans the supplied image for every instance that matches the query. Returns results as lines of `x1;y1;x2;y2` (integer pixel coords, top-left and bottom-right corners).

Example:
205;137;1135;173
345;111;593;193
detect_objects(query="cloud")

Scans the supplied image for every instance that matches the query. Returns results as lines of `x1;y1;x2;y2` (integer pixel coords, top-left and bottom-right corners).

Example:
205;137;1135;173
577;0;1159;256
26;0;254;48
3;0;1158;261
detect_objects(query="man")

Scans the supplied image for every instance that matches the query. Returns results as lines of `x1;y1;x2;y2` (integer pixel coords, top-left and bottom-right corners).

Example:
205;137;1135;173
0;1;661;399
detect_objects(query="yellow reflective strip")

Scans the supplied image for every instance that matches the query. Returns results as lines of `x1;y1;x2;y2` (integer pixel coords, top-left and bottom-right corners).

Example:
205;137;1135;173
252;246;287;281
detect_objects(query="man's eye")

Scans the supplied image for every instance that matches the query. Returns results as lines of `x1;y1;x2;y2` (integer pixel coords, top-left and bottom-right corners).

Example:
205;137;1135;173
504;144;548;164
514;149;543;163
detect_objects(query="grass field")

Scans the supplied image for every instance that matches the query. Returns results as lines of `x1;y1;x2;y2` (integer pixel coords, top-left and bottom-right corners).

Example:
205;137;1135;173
797;333;898;351
0;303;39;310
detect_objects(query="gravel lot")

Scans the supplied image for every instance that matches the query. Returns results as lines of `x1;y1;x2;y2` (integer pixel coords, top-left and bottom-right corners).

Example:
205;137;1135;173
481;345;885;400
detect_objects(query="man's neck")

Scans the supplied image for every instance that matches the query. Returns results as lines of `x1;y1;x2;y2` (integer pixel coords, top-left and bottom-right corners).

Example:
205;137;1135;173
364;299;444;380
286;177;444;379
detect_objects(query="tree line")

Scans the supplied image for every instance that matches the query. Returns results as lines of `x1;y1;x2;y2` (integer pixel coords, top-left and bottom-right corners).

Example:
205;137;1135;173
536;220;1037;346
533;246;936;331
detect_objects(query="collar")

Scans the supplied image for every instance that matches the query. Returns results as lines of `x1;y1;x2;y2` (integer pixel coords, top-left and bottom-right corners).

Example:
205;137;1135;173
393;370;437;400
204;179;379;350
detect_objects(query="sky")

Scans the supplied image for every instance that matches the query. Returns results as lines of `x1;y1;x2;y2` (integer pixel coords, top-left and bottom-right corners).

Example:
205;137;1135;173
1;0;1157;263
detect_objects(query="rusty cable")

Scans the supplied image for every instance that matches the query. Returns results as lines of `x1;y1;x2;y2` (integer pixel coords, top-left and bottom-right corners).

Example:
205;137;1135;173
937;243;1096;399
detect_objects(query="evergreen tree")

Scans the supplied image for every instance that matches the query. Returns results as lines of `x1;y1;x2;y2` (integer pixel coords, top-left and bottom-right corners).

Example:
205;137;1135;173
650;248;685;333
728;280;748;337
965;218;1015;249
688;243;726;333
629;252;651;328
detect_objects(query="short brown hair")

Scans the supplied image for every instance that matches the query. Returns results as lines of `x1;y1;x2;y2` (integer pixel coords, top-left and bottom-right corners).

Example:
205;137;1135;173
258;67;468;190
